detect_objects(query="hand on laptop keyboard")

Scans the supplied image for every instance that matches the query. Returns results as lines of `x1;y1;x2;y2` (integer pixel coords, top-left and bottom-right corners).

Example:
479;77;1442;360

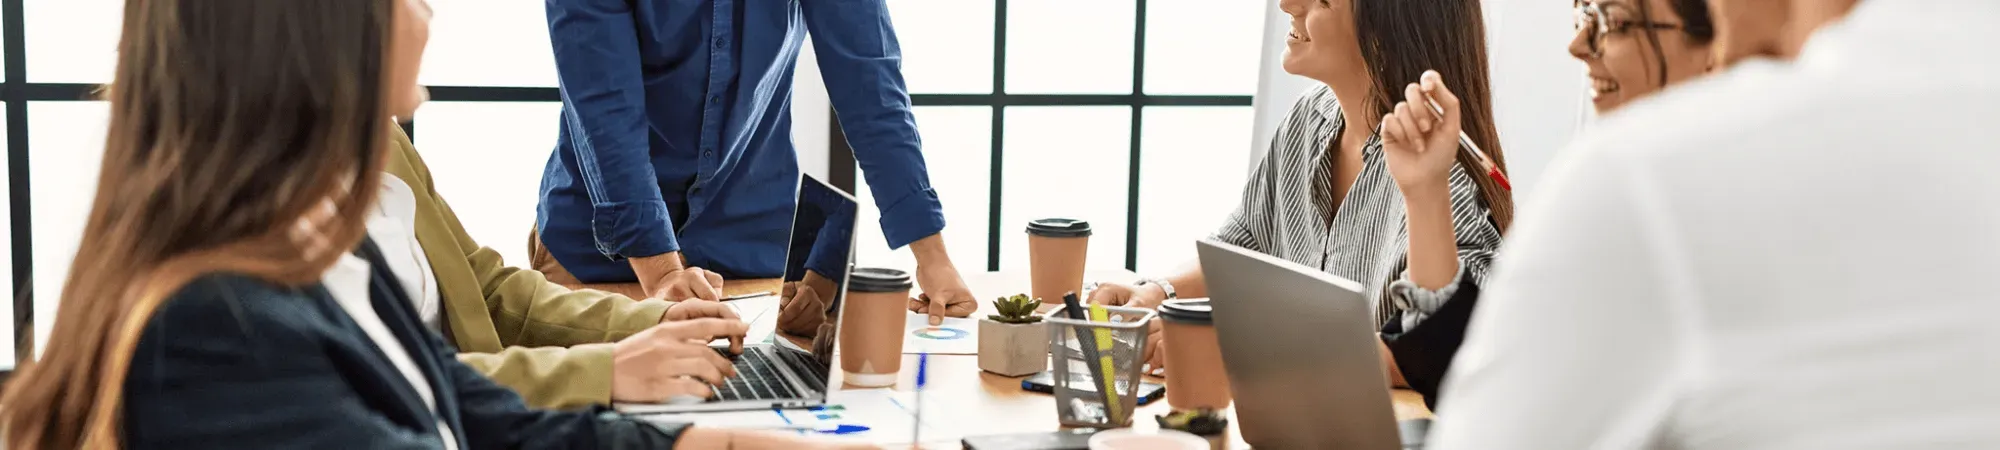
607;318;748;403
663;300;746;351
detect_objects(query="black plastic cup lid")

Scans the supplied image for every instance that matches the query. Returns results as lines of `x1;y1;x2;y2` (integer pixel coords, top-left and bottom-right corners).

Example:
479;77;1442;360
1159;299;1213;324
848;267;914;293
1026;218;1092;238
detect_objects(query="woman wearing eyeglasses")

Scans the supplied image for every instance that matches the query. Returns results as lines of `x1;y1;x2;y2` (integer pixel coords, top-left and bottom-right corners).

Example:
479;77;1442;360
1571;0;1717;113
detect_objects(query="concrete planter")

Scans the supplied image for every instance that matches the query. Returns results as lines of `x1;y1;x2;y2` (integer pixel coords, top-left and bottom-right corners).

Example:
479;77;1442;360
978;319;1048;376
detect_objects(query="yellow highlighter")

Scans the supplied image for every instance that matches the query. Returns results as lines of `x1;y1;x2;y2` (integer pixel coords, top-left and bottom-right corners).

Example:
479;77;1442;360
1088;304;1122;424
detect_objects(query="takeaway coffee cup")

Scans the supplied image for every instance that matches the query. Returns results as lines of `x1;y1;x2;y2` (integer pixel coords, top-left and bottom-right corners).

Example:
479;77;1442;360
840;267;913;388
1159;299;1232;410
1027;218;1091;304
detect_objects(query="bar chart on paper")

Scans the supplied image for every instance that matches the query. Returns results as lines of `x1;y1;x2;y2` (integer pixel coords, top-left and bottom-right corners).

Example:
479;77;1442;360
640;389;960;446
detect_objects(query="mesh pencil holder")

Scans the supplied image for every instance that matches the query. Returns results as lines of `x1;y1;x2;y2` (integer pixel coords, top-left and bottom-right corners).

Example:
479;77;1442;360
1044;305;1157;428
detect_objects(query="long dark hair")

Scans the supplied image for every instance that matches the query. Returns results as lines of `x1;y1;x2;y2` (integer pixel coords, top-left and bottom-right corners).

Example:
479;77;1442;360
1350;0;1515;231
0;0;394;447
1641;0;1716;86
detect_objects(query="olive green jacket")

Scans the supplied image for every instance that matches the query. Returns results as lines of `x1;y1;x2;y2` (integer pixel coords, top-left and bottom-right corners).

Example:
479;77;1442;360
384;129;672;410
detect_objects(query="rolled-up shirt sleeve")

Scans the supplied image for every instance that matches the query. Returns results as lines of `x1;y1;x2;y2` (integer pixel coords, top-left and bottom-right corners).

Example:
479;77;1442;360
1382;266;1482;407
1385;165;1501;330
546;0;678;259
802;0;944;250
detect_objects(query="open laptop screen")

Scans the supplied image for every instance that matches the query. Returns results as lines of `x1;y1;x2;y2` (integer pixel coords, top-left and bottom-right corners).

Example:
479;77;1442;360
780;175;858;371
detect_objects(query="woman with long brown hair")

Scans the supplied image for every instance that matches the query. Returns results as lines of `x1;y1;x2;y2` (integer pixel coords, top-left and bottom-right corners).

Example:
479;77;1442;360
0;0;858;448
1090;0;1514;406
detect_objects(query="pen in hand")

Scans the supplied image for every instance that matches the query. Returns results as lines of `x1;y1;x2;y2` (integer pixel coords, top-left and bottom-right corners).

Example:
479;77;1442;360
1416;70;1511;192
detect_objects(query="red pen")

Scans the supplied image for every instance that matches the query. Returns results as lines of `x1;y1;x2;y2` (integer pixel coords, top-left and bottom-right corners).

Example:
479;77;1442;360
1420;84;1512;192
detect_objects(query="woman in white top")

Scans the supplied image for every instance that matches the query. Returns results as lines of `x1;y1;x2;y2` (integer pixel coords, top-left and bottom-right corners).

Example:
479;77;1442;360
1432;0;2000;448
0;0;860;448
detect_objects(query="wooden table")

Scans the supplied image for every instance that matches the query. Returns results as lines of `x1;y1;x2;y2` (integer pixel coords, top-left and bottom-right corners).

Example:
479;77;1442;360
722;278;784;298
726;270;1430;448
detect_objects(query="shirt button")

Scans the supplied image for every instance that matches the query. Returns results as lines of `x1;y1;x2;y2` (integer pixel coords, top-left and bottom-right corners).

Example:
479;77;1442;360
709;95;723;104
713;38;725;49
702;148;714;157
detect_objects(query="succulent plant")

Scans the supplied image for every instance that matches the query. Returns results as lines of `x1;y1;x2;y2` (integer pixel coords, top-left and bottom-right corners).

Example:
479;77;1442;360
1157;409;1229;436
986;293;1043;324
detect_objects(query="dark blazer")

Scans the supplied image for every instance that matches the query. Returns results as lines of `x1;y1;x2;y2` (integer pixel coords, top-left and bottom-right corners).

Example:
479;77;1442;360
122;240;688;449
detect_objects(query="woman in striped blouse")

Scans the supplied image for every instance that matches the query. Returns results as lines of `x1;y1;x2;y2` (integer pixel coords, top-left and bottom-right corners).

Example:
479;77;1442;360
1090;0;1514;404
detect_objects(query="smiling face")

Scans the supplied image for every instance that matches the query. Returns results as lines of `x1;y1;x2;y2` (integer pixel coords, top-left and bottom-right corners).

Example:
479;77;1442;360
1278;0;1367;84
1569;0;1713;113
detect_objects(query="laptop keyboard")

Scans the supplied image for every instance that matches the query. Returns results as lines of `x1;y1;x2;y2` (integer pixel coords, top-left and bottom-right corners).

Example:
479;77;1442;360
775;347;828;394
713;348;801;402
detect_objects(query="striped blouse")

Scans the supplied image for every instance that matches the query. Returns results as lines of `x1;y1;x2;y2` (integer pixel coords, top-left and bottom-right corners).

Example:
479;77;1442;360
1212;85;1502;330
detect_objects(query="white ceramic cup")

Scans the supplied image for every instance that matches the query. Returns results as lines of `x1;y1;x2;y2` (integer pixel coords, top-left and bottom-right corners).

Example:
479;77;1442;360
1088;429;1210;450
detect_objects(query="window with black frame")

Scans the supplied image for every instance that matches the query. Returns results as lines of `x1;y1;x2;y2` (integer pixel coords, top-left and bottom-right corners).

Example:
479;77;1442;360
844;0;1265;276
0;0;585;365
0;0;1267;370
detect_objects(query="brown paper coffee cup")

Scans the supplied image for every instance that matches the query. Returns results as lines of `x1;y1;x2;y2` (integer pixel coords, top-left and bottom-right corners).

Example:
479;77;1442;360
1160;299;1232;410
840;267;913;388
1027;218;1091;304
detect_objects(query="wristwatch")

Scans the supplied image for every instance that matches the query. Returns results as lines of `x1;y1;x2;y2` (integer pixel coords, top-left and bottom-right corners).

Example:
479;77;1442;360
1135;278;1178;302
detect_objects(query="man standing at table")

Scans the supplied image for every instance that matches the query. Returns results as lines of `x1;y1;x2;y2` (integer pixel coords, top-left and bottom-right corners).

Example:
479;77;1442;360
533;0;977;324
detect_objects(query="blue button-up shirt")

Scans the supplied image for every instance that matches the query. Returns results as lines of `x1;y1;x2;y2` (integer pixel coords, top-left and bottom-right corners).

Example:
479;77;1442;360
538;0;944;281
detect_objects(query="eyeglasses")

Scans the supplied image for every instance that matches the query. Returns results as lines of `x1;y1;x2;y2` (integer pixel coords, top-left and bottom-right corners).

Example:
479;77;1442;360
1573;1;1684;58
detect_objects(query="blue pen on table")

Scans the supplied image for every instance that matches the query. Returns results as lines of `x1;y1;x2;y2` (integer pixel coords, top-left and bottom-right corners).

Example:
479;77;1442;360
914;352;928;446
753;423;872;435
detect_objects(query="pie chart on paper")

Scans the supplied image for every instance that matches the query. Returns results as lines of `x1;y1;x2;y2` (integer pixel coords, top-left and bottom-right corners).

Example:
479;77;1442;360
912;326;970;340
902;312;979;354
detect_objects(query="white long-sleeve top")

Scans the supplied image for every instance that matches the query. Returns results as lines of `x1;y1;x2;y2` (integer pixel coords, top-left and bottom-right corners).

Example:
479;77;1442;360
1430;1;2000;448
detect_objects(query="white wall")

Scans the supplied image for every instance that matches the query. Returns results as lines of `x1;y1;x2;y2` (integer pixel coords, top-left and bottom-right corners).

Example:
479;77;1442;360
1249;0;1320;166
29;103;110;359
795;41;832;183
1250;0;1587;199
1483;0;1588;198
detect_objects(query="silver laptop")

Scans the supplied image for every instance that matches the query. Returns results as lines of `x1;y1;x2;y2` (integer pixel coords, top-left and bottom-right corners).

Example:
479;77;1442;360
621;174;859;414
1198;239;1422;450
